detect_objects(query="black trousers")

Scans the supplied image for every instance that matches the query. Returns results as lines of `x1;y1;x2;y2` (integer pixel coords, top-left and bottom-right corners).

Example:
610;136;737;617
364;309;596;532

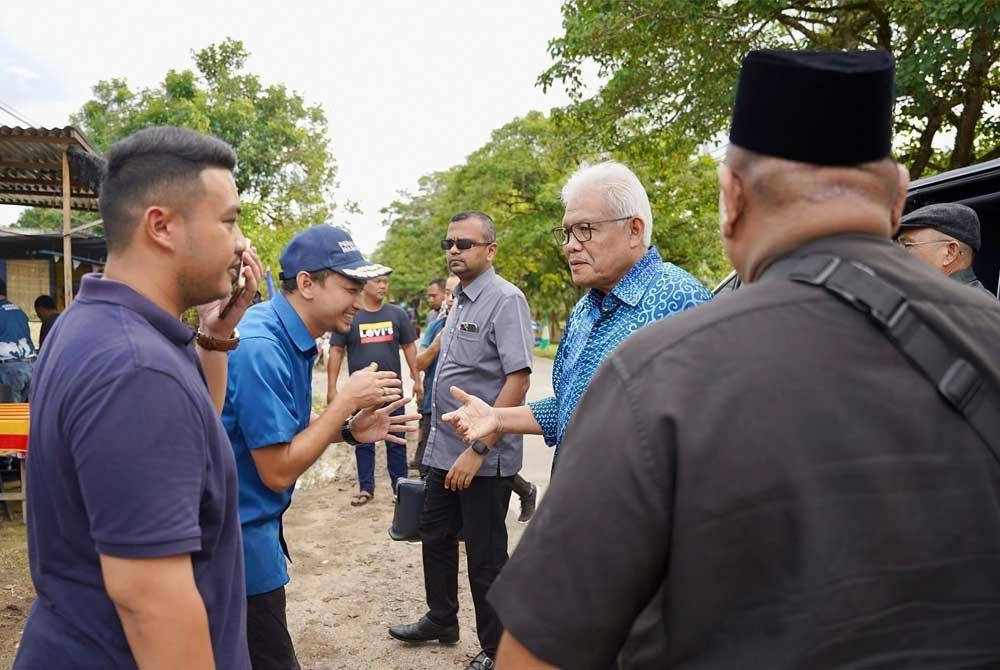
247;586;300;670
420;467;512;657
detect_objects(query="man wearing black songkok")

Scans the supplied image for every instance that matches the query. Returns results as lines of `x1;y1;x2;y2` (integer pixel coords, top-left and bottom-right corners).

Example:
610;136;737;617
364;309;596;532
488;49;1000;669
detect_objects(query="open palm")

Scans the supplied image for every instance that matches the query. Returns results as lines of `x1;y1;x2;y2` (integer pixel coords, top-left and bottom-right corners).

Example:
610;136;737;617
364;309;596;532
349;397;419;444
441;386;499;442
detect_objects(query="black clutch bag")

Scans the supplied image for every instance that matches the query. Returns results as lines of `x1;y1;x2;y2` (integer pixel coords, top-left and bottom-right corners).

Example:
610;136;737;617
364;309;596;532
388;477;426;542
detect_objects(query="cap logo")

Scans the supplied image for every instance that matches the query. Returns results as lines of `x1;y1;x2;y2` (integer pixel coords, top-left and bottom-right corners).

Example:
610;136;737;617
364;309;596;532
339;240;358;253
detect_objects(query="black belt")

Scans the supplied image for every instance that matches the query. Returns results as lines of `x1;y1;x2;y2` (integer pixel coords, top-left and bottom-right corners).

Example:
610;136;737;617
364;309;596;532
779;254;1000;464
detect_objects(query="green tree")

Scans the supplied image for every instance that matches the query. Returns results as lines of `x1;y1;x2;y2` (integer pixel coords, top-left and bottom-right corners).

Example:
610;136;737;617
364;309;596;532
541;0;1000;178
17;39;339;274
373;111;729;328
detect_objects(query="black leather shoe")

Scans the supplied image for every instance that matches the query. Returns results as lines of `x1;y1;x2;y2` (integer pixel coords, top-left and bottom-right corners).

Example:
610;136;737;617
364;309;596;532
518;483;538;523
467;650;494;669
388;615;459;644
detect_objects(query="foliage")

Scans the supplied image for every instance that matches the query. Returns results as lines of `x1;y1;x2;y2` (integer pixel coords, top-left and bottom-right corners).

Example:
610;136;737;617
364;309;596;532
540;0;1000;178
373;111;728;323
16;39;339;274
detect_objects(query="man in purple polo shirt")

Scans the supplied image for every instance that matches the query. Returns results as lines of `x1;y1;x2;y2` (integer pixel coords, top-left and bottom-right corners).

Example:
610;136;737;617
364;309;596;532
15;126;262;669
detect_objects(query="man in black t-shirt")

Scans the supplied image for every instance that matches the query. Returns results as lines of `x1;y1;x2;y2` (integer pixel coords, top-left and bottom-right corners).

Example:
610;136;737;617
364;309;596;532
328;274;419;504
33;295;60;349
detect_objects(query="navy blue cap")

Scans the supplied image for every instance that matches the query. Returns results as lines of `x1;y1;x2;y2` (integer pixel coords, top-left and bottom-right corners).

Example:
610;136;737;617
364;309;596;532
279;226;391;281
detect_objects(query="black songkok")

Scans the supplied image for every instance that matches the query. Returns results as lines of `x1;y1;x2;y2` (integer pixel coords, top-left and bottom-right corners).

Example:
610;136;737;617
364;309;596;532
729;49;895;166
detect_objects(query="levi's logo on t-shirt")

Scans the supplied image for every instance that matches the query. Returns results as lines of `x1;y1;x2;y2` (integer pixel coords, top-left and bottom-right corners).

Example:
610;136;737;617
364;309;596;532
360;321;394;344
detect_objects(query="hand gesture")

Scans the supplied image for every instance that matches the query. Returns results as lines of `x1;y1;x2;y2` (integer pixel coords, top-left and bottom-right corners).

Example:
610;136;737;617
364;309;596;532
196;242;263;337
340;362;402;410
441;386;499;443
348;397;421;444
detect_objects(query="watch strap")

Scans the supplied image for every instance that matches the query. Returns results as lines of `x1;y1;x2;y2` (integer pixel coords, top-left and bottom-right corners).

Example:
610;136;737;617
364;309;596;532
196;329;240;352
341;420;361;446
470;439;490;455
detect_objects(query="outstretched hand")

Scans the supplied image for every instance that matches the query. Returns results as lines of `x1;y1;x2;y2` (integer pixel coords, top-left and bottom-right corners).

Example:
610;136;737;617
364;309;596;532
441;386;500;443
348;396;421;445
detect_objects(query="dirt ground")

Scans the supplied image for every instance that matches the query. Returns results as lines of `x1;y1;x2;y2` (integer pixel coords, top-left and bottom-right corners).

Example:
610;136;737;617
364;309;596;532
0;360;550;669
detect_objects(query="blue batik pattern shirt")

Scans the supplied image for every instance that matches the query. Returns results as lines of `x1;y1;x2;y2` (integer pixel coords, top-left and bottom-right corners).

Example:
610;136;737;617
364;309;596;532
529;247;713;461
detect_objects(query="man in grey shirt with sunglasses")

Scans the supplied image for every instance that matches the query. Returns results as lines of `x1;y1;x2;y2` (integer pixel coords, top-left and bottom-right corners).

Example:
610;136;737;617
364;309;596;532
389;210;534;670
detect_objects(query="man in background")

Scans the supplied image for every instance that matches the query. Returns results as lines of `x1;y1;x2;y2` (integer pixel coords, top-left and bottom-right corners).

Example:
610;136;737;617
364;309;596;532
0;279;37;401
895;202;994;295
33;294;60;349
328;273;420;505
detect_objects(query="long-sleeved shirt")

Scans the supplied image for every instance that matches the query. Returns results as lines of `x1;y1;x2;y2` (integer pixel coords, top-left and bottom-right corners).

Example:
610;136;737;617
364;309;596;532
529;246;713;463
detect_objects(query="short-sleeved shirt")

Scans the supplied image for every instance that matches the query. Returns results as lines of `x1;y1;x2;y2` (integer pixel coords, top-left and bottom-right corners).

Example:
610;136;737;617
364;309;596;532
529;247;712;460
330;302;416;377
0;298;36;361
423;267;534;476
222;291;316;597
38;313;59;348
490;234;1000;669
16;274;249;670
419;316;446;415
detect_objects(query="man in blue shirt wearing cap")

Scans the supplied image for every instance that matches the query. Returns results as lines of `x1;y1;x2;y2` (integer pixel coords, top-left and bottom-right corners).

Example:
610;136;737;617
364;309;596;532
222;225;421;670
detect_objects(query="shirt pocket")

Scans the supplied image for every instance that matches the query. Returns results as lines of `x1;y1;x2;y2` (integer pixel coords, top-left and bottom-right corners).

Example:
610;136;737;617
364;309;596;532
450;329;485;366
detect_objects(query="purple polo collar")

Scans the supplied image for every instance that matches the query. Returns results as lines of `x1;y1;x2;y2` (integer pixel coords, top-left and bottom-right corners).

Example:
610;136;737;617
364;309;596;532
75;273;195;347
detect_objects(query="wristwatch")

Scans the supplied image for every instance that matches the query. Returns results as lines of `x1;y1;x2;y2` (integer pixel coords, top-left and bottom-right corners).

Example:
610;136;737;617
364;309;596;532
196;329;240;352
469;439;490;455
341;419;361;446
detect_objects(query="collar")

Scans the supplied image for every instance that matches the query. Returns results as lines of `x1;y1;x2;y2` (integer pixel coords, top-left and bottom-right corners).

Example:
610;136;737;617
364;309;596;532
454;266;496;303
949;266;980;286
588;246;663;310
759;233;893;282
76;273;194;346
271;291;317;355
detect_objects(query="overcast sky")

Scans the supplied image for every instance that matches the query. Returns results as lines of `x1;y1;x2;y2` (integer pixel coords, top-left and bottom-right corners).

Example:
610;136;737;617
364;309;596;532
0;1;580;253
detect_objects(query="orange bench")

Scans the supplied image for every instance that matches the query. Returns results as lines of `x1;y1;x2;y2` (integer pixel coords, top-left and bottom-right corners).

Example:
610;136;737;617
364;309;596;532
0;403;28;522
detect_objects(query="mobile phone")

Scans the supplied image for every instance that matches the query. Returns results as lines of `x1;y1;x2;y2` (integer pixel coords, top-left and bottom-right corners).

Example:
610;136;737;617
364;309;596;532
218;256;248;319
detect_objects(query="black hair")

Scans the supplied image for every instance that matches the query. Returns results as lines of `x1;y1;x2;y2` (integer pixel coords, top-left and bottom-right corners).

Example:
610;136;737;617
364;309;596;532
99;126;237;253
428;278;446;290
34;295;56;311
449;211;496;242
280;268;335;293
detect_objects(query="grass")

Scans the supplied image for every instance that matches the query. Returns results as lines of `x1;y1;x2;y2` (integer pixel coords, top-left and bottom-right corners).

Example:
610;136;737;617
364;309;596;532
533;343;558;359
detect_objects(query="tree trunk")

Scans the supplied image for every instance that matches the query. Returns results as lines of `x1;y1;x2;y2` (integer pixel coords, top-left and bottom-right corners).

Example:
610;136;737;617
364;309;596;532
948;23;997;169
910;103;944;179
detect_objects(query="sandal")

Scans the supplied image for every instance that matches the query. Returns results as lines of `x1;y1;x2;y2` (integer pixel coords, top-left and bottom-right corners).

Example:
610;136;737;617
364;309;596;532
350;491;374;507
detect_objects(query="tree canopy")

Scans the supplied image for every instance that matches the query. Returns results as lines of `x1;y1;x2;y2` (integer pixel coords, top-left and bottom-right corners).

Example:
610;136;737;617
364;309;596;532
372;111;728;321
16;39;340;277
540;0;1000;179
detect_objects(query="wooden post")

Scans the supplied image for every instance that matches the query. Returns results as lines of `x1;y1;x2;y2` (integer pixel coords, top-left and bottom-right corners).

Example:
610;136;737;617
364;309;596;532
61;146;73;307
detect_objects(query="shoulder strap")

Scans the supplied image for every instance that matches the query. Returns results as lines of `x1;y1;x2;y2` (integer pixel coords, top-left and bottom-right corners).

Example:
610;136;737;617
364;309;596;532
782;254;1000;465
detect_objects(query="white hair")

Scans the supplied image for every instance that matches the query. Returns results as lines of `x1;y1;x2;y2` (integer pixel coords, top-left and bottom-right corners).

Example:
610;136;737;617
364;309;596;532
561;161;654;246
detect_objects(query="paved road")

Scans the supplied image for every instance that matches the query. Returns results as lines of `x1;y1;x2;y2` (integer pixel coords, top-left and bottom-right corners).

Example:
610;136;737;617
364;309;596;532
508;355;555;548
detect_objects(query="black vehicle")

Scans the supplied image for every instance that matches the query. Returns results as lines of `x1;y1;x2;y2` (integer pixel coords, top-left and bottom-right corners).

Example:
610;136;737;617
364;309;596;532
714;158;1000;297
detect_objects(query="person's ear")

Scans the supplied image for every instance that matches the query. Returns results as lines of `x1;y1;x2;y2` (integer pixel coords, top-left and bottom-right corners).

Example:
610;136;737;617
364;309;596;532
141;205;180;252
297;271;315;299
486;242;497;263
717;164;744;239
944;240;962;267
629;217;645;248
888;163;910;237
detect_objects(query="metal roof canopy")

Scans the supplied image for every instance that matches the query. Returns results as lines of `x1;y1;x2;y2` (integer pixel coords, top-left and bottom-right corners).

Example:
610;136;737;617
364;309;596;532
0;126;103;306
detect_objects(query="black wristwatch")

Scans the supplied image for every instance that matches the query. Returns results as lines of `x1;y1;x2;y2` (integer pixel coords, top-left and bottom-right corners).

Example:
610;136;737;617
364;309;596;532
469;439;490;455
341;420;361;446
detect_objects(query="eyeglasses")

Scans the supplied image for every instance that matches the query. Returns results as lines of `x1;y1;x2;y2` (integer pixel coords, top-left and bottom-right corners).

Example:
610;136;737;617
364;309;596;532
440;238;493;251
895;238;954;249
551;216;634;246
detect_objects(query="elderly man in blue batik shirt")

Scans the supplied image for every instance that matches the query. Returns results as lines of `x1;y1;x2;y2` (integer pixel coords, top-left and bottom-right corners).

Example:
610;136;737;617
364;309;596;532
443;161;713;469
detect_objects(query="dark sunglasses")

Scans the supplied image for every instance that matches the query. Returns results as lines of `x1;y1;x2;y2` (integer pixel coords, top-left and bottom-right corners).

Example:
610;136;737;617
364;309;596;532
440;238;493;251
